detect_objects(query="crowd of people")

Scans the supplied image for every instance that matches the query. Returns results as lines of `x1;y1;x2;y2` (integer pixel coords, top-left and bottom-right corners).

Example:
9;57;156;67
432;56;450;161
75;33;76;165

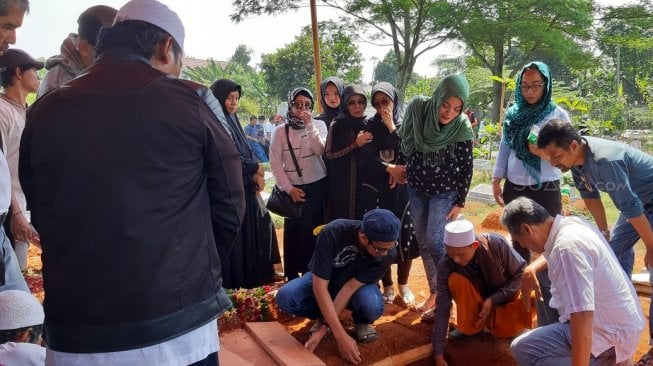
0;0;651;365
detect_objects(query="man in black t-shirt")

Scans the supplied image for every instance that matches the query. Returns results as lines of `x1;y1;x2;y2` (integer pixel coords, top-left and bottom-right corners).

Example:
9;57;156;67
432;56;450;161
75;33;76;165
276;209;400;364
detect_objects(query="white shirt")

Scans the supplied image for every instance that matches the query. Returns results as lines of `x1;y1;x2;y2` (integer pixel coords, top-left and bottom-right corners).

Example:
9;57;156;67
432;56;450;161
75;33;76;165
544;215;644;363
270;119;328;192
45;319;218;366
0;342;46;366
0;96;27;211
262;121;274;136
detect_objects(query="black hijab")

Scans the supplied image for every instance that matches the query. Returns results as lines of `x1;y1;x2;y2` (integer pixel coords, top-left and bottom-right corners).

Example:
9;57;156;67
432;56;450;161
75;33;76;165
317;76;344;125
370;81;402;125
210;79;253;163
334;84;367;130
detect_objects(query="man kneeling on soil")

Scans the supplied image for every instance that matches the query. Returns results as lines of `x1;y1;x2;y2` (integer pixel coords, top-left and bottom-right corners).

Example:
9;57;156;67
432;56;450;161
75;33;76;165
503;197;644;366
433;220;534;366
276;208;400;364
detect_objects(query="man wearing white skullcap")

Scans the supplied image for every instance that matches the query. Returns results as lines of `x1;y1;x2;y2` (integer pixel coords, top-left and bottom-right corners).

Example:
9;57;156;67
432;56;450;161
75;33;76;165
432;219;534;366
19;0;244;365
0;290;46;366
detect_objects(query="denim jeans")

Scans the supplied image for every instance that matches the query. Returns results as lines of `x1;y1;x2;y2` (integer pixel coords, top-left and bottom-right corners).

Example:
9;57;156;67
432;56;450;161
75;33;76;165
0;227;28;291
407;187;456;294
609;205;653;340
275;272;384;324
511;322;616;366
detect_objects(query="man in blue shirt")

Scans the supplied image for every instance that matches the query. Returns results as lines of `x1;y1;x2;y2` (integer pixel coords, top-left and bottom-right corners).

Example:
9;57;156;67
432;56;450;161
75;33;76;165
538;119;653;364
244;115;268;162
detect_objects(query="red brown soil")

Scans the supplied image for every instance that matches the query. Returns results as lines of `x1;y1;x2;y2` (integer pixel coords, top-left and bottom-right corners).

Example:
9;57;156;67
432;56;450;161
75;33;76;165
25;200;651;365
274;201;652;365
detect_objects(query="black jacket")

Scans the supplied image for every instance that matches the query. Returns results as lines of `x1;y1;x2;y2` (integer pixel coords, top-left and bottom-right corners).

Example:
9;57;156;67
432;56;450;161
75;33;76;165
19;50;245;353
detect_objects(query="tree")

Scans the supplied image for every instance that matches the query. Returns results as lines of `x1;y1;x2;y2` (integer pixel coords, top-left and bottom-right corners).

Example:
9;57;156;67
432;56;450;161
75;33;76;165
596;1;653;104
231;0;454;104
182;58;276;117
446;0;595;124
260;22;362;100
373;51;397;85
231;44;254;70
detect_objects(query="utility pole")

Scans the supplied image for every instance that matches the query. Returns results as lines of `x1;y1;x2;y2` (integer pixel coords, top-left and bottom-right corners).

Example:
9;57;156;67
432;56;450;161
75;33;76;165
310;0;323;113
616;44;621;97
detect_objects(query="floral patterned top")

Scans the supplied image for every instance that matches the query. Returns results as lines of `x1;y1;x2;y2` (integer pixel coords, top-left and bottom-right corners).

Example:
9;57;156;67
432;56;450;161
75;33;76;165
406;140;473;207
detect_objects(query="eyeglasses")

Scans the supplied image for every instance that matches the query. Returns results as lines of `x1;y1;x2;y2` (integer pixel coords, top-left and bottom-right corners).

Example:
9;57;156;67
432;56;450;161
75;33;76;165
372;99;391;109
291;101;313;110
520;82;545;91
369;241;398;254
346;99;366;107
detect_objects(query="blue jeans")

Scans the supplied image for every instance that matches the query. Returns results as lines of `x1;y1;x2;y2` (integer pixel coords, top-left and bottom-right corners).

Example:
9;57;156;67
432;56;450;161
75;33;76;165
0;226;28;291
511;322;616;366
609;206;653;339
407;187;456;294
275;272;384;324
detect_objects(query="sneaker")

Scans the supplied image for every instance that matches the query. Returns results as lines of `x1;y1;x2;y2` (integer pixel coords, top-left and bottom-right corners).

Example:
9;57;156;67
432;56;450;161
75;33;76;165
382;288;395;304
399;287;416;306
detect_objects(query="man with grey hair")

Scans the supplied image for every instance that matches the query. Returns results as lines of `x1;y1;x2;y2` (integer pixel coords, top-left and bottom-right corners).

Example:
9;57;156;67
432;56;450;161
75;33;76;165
0;0;28;54
502;197;643;366
19;0;244;364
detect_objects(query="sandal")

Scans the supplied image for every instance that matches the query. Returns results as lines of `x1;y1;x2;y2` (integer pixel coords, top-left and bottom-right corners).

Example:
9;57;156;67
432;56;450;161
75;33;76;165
309;318;330;337
636;349;653;366
420;306;436;323
382;287;395;304
355;323;379;343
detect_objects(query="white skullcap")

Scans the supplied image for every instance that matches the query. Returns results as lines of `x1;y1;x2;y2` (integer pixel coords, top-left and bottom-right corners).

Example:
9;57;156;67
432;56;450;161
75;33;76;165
444;220;476;247
114;0;185;49
0;290;44;330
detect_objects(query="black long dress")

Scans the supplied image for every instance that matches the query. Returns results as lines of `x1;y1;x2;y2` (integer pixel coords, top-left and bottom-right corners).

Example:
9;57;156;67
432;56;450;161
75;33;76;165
357;116;419;262
211;79;277;289
324;85;367;221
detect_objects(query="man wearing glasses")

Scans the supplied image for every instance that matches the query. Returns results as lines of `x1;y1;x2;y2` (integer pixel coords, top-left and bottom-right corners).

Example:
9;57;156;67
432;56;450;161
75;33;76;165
275;208;400;364
491;61;572;327
537;119;653;366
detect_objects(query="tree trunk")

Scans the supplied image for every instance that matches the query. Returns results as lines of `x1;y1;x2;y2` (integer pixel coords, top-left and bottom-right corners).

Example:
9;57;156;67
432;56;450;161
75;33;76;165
491;46;505;125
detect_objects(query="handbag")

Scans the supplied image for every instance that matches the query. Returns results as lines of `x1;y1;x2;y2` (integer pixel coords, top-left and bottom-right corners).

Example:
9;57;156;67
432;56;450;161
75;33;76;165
266;125;304;218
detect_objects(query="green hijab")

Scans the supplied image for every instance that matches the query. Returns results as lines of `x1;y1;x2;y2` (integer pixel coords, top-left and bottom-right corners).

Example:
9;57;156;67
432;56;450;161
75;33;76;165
399;74;473;165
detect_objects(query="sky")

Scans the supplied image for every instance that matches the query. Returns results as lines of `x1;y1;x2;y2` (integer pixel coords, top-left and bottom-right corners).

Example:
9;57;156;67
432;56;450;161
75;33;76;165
13;0;463;82
14;0;633;83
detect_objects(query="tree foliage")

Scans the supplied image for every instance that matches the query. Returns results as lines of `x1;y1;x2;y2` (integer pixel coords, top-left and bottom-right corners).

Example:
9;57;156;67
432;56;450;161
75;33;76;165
231;0;454;104
597;1;653;104
182;58;274;117
260;22;362;100
231;44;254;70
446;0;595;124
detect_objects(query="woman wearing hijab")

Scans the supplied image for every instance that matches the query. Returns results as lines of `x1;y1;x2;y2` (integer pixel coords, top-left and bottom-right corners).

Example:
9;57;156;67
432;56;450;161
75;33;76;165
358;82;419;306
269;88;329;280
210;78;278;289
324;84;372;220
398;75;474;318
315;76;344;128
491;61;570;326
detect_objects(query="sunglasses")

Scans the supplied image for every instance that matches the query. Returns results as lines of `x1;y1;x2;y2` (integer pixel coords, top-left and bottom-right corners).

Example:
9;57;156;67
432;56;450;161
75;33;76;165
372;99;391;109
292;101;313;110
369;241;398;254
346;99;366;107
